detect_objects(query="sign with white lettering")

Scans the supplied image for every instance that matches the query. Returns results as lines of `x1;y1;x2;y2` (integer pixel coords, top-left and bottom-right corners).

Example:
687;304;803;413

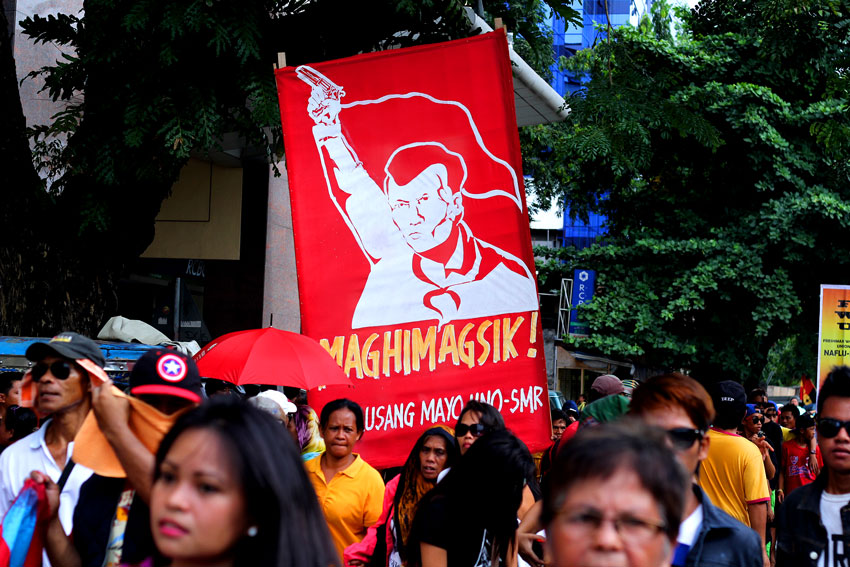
568;269;595;337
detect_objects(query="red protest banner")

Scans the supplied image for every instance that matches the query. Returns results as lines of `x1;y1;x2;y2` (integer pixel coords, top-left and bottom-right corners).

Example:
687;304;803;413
275;30;550;468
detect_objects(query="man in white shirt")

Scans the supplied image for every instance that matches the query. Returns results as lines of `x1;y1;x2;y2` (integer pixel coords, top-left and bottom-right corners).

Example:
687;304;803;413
0;332;104;566
776;366;850;566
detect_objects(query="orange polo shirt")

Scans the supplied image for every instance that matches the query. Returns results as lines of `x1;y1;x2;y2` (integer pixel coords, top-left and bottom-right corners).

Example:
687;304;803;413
305;453;385;561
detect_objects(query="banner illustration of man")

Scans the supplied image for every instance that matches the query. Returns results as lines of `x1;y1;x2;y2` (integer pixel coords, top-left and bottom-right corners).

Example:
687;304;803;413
296;65;539;330
276;31;552;468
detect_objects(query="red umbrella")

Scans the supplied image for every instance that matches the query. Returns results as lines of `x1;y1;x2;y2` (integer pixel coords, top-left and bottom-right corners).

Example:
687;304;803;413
193;328;351;389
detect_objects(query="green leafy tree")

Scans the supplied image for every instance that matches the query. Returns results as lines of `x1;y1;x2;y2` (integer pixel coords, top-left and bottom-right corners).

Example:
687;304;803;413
532;0;850;382
762;335;817;387
1;0;576;337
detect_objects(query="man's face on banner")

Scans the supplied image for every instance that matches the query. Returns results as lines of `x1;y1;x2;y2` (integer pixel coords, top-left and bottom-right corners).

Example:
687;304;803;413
387;163;462;253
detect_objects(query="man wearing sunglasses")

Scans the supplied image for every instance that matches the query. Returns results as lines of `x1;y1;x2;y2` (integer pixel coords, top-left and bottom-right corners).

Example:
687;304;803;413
0;332;104;567
750;395;784;455
776;366;850;566
747;393;785;564
630;373;763;567
37;347;203;567
749;390;784;447
764;406;779;422
741;405;777;483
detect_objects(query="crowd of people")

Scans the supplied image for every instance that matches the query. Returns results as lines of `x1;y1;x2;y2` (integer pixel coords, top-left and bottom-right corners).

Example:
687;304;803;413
0;331;847;567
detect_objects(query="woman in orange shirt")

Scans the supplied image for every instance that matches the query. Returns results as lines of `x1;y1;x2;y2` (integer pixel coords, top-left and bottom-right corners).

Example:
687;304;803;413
305;399;385;561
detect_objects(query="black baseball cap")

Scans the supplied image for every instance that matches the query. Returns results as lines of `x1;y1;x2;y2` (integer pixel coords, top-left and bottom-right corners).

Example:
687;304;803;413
711;380;746;413
26;332;105;368
796;413;815;431
129;349;202;403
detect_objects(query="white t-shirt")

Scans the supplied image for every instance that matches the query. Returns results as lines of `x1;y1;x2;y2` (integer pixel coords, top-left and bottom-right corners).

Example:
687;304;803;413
670;503;704;565
678;504;704;547
818;491;850;567
0;420;94;567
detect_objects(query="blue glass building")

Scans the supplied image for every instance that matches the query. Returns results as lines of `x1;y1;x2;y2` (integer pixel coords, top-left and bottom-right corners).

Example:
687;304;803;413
548;0;649;247
551;0;644;96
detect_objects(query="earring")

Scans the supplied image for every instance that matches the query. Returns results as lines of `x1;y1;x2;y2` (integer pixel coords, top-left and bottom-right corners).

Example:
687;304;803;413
247;526;258;537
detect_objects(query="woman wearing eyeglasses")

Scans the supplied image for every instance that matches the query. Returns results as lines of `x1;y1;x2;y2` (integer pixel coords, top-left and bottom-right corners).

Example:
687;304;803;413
520;374;763;567
541;420;689;567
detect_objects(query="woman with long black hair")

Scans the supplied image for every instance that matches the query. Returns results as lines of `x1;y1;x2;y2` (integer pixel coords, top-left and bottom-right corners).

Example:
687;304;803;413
346;426;459;567
454;400;505;456
407;430;536;567
147;398;337;567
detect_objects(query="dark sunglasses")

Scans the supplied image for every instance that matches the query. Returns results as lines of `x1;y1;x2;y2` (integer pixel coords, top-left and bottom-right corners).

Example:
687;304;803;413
31;360;76;382
456;423;489;438
666;428;705;451
749;416;765;424
817;418;850;439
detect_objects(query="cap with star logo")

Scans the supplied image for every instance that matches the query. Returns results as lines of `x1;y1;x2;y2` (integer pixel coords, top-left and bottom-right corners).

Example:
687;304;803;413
129;349;202;403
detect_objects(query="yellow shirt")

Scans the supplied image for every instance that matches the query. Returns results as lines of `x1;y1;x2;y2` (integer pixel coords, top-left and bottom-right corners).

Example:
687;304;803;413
698;428;770;526
305;453;385;561
781;426;795;442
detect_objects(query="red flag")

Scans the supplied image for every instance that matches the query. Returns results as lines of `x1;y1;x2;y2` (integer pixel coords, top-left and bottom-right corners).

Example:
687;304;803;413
801;374;816;406
275;30;550;468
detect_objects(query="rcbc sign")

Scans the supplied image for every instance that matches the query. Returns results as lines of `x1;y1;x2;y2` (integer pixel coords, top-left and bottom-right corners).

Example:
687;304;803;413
569;269;596;337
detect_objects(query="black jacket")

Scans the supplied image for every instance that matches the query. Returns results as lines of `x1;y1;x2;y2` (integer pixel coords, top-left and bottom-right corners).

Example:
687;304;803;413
72;474;156;567
775;473;850;567
684;485;763;567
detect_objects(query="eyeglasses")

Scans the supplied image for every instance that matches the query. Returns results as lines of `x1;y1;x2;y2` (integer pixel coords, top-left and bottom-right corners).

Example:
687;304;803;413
31;360;75;382
456;423;489;437
666;428;705;451
748;416;765;424
817;418;850;439
556;508;667;543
